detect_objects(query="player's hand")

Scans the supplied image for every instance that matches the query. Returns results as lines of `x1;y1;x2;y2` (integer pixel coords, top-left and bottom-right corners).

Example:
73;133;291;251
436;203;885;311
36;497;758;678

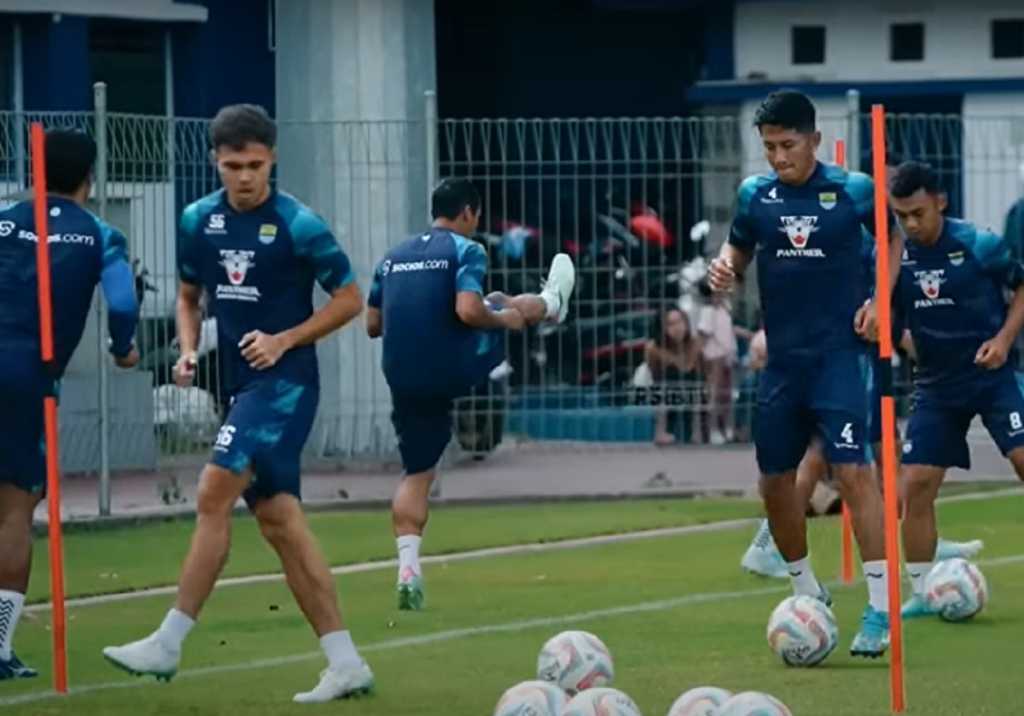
485;291;510;309
854;300;878;342
174;351;198;387
240;330;288;370
113;347;140;369
707;256;736;293
499;308;526;331
975;336;1010;370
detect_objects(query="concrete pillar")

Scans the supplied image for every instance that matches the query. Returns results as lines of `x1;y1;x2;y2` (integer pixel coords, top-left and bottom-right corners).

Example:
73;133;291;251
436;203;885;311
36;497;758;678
275;0;437;458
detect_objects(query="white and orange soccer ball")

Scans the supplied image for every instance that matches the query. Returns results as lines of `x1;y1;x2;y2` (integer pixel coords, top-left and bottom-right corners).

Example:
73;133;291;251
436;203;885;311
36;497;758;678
536;630;614;694
666;686;733;716
562;687;642;716
717;691;793;716
766;595;839;667
925;558;989;622
492;680;569;716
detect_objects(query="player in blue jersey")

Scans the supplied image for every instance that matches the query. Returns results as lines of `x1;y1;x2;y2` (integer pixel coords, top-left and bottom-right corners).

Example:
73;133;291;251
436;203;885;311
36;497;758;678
366;178;575;611
870;162;1024;619
102;105;373;703
709;90;903;657
0;130;139;681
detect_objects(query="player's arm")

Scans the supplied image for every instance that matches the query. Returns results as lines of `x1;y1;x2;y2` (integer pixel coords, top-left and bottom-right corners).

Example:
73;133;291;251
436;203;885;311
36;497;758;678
98;226;140;368
973;230;1024;370
709;178;758;292
453;238;525;330
366;260;384;338
241;223;362;370
174;210;204;385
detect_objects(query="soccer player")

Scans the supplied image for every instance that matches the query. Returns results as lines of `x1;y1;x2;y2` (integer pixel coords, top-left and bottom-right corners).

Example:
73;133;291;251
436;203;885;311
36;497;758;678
102;105;373;703
874;161;1024;619
0;130;139;680
366;178;575;611
709;90;901;657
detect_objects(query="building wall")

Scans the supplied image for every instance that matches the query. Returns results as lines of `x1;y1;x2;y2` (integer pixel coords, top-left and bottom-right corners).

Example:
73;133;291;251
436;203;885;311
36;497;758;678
734;0;1024;83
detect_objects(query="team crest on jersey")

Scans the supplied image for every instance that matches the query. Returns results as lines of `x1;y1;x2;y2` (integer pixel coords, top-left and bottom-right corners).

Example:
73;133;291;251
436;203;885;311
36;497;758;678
258;223;277;245
778;215;818;248
948;251;965;267
216;250;261;302
914;269;954;308
818;192;837;210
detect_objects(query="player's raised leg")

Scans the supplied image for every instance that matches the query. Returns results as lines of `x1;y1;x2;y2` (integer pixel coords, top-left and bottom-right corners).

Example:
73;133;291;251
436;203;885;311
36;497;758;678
102;463;249;680
742;440;826;578
254;494;373;703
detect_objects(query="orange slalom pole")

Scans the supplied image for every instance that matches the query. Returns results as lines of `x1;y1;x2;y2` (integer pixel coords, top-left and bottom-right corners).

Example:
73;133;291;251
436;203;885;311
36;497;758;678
834;139;855;586
31;122;69;694
870;105;905;713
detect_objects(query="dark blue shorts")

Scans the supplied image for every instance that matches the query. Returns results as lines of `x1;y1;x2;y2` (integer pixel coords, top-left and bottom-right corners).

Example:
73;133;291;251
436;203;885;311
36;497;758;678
755;349;870;475
391;393;454;474
902;369;1024;469
0;357;53;496
210;379;319;509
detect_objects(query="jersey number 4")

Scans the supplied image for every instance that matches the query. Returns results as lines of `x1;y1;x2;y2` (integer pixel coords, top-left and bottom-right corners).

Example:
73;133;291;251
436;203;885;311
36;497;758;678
841;422;855;444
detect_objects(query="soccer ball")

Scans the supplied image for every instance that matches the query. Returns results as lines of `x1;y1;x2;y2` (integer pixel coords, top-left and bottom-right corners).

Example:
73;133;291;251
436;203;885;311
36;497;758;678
925;558;989;622
717;691;793;716
536;630;614;693
666;686;733;716
562;687;643;716
493;680;569;716
766;595;839;667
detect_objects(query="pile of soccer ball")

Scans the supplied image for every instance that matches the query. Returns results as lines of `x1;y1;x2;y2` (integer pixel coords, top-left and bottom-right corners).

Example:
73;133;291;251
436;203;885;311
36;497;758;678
492;630;792;716
766;559;989;669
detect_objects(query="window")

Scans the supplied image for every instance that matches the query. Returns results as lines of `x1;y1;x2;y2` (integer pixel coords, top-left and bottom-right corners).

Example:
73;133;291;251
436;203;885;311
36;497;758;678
992;19;1024;59
890;23;925;62
791;26;826;65
89;19;166;115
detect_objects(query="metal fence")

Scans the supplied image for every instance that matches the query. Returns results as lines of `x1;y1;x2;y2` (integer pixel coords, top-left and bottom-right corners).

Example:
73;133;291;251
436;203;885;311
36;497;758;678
4;86;1024;500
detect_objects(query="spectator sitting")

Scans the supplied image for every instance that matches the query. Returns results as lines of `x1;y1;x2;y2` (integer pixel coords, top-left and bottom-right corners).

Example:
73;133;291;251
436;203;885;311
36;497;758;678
635;307;703;446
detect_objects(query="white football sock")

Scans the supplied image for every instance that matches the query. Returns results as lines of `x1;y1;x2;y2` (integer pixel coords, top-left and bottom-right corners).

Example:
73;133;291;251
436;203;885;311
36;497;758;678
155;608;195;651
321;630;362;671
397;535;422;579
906;561;932;596
0;590;25;661
863;560;889;613
539;289;560;320
786;556;820;597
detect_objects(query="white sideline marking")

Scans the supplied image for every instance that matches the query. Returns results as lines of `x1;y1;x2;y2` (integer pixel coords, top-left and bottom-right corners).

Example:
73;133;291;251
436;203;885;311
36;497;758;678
27;518;762;613
5;552;1024;707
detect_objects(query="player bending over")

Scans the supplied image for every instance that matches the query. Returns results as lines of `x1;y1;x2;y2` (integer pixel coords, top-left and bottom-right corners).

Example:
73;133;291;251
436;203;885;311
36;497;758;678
366;178;575;611
863;161;1024;619
103;105;373;703
0;130;139;681
709;90;902;657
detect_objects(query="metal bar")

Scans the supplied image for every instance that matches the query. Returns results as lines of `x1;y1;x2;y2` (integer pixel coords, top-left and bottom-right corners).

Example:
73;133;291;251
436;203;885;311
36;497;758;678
94;82;111;517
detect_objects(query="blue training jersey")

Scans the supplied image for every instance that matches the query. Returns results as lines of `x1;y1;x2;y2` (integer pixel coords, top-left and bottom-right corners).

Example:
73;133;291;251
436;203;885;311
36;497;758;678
177;190;355;394
896;218;1024;388
368;228;503;398
0;196;137;378
729;162;875;358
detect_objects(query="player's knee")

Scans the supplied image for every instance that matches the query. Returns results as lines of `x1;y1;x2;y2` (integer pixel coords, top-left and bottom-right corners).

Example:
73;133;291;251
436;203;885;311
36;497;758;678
901;469;940;510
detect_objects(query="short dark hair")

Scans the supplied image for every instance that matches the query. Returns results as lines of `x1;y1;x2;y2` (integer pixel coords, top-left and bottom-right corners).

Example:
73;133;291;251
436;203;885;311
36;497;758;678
45;130;96;194
889;161;943;199
753;90;817;133
209;104;276;151
431;178;481;220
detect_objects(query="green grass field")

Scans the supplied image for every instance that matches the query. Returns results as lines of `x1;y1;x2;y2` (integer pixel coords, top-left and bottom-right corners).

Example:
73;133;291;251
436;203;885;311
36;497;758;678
3;492;1022;715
